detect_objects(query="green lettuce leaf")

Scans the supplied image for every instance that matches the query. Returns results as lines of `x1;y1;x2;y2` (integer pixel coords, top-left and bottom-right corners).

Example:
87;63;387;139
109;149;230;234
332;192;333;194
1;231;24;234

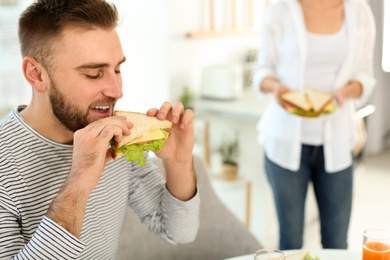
304;252;320;260
111;129;169;166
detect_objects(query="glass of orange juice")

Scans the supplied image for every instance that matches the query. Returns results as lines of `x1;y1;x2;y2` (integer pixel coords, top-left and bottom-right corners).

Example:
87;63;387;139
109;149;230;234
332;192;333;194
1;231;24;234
363;228;390;260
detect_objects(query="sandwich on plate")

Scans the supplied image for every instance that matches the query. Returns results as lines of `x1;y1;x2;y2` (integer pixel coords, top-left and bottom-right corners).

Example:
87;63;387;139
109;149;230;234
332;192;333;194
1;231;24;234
279;87;335;117
110;110;173;166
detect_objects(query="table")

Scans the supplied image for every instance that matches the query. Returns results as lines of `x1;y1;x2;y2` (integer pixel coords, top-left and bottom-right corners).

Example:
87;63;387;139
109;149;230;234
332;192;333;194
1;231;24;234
224;249;362;260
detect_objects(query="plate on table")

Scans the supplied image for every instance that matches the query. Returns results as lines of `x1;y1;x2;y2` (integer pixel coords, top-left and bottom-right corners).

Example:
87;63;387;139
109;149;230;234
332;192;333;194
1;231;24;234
224;249;361;260
284;249;361;260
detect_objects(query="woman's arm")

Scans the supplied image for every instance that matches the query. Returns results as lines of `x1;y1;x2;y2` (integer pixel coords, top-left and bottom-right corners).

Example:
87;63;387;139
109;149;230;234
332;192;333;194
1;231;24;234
261;76;291;98
334;80;363;107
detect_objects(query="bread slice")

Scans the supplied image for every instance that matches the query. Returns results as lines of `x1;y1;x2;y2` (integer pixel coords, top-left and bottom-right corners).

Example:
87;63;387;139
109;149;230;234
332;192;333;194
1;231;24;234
113;110;173;150
281;90;312;111
305;87;332;115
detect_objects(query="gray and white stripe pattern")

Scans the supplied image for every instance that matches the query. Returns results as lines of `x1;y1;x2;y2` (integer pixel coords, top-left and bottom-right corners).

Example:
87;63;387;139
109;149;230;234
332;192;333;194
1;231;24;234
0;107;200;259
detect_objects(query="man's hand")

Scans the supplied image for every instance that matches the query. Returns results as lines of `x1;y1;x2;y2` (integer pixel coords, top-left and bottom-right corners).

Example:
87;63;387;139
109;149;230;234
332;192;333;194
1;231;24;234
146;102;194;164
46;116;131;238
69;116;132;192
146;102;196;201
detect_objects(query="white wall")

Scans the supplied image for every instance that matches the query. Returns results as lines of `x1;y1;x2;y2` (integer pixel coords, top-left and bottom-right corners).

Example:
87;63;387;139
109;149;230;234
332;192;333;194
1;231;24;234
365;0;390;154
168;0;267;101
114;0;170;113
0;1;32;116
115;0;268;110
0;0;170;115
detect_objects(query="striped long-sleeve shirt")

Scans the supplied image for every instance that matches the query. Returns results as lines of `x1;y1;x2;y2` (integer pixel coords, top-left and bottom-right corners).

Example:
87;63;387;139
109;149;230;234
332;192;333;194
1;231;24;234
0;107;200;259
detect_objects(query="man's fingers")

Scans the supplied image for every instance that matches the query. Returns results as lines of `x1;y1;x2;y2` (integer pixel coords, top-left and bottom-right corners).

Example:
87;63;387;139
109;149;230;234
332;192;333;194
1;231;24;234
146;101;193;129
156;101;173;120
146;108;159;116
170;102;184;124
179;109;194;129
105;149;114;164
88;116;131;139
148;102;187;124
81;116;126;132
99;124;127;143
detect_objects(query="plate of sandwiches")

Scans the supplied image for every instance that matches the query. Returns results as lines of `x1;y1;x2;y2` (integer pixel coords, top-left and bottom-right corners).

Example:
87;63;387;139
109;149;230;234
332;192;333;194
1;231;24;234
279;87;337;119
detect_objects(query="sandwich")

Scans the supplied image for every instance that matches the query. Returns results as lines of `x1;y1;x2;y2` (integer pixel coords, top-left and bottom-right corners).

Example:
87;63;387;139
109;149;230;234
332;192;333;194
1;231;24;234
280;87;335;117
305;88;334;115
110;110;173;166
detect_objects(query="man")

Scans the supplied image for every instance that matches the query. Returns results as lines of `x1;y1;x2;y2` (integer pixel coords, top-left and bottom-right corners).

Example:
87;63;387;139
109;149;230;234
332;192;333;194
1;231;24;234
0;0;199;259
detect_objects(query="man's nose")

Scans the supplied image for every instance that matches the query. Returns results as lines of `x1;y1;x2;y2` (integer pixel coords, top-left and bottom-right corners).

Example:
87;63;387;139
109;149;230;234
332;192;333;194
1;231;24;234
103;72;123;99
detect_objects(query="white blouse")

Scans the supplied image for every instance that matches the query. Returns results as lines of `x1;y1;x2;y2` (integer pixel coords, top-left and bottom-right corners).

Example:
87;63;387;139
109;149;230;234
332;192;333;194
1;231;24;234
301;23;348;145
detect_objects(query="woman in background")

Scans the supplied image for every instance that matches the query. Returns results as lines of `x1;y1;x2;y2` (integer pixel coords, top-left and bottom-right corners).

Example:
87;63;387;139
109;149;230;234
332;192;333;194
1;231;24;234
254;0;375;250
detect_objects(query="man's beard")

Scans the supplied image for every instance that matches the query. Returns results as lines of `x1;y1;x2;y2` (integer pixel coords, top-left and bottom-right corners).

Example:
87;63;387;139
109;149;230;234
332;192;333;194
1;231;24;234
48;77;116;132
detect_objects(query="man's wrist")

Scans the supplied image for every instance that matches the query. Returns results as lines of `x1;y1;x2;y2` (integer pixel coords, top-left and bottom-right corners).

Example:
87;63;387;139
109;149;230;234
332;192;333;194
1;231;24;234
46;178;90;238
164;158;197;201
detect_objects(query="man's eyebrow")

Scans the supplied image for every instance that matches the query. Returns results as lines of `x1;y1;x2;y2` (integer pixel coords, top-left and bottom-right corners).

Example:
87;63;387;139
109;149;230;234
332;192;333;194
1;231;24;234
76;56;126;70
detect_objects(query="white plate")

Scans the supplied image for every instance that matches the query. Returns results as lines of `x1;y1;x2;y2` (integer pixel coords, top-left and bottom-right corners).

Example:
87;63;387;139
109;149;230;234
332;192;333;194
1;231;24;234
224;249;361;260
279;100;339;121
285;249;361;260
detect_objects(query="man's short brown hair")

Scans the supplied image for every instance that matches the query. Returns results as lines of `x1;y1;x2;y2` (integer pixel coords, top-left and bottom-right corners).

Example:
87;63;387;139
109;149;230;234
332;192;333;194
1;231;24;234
18;0;119;70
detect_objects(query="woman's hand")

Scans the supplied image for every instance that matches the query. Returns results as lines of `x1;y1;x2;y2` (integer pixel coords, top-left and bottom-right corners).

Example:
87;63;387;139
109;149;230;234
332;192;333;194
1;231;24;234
333;80;363;107
261;76;291;98
273;85;291;99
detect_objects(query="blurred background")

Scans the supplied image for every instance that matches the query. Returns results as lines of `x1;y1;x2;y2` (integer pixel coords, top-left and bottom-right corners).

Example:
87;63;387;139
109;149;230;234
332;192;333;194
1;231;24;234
1;0;389;252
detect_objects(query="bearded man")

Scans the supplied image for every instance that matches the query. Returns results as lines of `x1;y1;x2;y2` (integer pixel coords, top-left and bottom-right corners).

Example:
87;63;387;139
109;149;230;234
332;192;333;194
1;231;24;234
0;0;199;258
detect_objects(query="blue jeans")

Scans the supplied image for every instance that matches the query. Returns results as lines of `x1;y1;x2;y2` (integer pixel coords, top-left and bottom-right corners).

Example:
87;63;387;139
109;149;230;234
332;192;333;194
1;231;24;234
265;145;353;250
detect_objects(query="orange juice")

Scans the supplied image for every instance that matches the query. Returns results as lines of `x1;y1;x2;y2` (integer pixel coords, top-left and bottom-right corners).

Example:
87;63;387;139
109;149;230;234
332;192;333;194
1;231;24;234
363;241;390;260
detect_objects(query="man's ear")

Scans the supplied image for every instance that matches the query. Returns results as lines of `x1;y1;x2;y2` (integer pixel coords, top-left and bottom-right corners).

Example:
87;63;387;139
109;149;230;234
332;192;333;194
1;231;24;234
22;57;47;93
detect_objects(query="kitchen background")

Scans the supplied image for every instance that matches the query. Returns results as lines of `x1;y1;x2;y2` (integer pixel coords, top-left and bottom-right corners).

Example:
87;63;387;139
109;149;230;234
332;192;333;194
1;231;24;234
1;0;389;251
1;0;389;153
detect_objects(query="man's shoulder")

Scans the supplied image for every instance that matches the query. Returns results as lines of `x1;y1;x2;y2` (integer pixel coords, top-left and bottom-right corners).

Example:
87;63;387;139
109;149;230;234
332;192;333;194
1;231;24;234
0;110;15;129
0;110;27;164
0;112;19;189
0;109;21;137
0;110;18;147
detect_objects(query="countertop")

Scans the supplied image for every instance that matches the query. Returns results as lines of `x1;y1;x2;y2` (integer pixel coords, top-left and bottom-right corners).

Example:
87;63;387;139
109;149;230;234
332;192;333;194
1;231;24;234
193;89;271;123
